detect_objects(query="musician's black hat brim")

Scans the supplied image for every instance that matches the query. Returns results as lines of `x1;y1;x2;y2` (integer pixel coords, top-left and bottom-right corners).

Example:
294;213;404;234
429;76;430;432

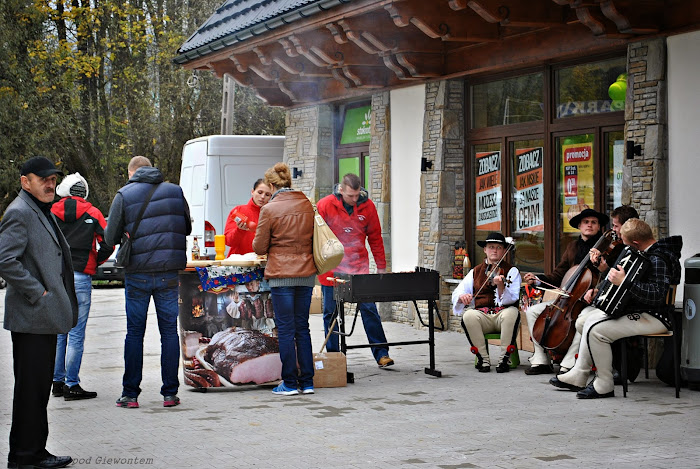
569;208;609;229
477;232;508;247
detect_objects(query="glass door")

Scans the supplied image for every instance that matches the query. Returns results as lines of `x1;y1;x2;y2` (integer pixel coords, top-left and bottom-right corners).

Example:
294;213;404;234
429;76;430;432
510;137;545;272
472;142;502;266
555;132;596;260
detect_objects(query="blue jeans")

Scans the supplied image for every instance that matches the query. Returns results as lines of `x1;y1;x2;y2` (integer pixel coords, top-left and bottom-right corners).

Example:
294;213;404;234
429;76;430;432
270;286;314;389
123;272;180;398
321;285;389;362
54;271;92;387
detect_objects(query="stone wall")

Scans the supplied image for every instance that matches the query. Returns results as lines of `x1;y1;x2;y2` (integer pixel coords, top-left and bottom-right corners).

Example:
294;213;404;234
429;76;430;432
625;38;669;238
284;104;334;201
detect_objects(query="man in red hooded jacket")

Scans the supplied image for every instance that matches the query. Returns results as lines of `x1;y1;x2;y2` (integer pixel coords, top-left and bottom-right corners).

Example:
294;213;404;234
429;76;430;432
317;173;393;367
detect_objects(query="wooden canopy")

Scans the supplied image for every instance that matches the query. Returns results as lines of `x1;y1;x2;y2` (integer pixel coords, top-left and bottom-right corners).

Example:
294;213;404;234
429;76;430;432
176;0;700;107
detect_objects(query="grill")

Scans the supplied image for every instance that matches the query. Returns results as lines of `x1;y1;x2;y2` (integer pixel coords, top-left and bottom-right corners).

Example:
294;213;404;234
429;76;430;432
330;267;443;380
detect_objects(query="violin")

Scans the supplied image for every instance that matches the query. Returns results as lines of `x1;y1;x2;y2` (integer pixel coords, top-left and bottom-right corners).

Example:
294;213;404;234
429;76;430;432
531;229;617;362
484;264;513;287
473;243;514;299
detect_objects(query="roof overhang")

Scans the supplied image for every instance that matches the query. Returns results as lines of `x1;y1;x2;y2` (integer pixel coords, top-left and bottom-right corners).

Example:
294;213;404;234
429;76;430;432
176;0;700;108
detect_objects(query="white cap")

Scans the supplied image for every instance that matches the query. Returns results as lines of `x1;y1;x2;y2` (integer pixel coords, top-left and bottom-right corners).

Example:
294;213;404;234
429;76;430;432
56;172;89;200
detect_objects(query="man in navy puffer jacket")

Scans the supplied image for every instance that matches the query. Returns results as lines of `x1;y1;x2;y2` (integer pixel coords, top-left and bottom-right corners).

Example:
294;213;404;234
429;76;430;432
105;156;191;409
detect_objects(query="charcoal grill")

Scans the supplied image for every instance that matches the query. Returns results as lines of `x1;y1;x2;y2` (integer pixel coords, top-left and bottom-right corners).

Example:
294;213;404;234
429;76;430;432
331;267;443;381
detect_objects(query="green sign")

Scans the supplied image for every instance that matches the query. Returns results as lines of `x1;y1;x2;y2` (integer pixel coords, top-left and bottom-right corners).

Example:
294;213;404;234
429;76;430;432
340;106;371;144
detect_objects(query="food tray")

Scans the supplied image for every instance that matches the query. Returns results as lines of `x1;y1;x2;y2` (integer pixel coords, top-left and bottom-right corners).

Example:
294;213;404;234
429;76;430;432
186;260;221;268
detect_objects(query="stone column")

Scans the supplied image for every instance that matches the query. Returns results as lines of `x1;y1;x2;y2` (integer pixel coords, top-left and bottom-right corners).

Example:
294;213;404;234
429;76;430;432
284;104;333;200
416;79;466;331
625;38;669;238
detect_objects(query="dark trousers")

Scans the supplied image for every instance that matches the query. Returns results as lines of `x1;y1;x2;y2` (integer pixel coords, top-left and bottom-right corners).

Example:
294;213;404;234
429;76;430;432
9;332;57;465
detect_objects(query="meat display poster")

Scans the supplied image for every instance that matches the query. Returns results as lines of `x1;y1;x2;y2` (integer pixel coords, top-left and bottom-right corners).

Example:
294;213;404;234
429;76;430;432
561;142;595;233
514;147;544;232
178;272;281;389
475;151;501;231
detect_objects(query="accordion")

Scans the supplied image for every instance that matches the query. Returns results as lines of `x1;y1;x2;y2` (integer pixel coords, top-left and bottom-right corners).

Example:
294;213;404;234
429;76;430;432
593;246;650;318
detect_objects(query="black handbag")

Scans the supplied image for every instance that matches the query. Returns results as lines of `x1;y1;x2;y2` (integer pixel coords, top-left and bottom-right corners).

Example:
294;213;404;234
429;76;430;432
115;184;159;267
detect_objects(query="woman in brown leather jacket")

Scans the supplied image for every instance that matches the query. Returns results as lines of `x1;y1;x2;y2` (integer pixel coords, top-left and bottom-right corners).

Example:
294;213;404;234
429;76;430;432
252;163;316;396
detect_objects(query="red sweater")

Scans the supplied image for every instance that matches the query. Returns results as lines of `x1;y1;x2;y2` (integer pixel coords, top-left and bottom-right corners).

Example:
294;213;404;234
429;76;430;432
224;198;261;254
317;188;386;287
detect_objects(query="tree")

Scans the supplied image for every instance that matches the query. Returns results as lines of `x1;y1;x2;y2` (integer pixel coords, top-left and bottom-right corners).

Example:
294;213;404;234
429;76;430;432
0;0;285;215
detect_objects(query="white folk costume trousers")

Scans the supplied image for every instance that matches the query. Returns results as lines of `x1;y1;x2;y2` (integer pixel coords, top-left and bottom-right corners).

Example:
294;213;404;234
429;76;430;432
525;302;597;370
557;308;667;394
462;306;519;366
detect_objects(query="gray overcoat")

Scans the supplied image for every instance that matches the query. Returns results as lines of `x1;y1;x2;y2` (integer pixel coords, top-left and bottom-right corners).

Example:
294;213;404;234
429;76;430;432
0;190;78;334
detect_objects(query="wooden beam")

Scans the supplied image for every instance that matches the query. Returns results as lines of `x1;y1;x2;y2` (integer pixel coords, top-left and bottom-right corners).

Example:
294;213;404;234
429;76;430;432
384;1;500;42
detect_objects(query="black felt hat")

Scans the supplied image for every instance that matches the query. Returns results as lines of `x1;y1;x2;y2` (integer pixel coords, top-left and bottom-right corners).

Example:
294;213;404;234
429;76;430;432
477;232;508;247
20;156;64;178
569;208;609;229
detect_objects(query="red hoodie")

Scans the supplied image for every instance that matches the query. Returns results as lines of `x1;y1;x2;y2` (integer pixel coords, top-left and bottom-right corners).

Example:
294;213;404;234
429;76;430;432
224;198;262;254
51;196;113;275
317;186;386;287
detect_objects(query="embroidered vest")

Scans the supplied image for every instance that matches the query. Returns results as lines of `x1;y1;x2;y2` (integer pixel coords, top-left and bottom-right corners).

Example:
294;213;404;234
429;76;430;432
472;261;514;308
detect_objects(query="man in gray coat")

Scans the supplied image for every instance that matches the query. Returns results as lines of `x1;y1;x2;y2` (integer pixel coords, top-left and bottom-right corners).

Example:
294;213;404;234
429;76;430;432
0;156;78;469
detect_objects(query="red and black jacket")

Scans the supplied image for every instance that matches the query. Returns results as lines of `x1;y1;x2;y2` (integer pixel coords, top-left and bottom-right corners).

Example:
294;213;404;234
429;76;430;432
51;196;113;275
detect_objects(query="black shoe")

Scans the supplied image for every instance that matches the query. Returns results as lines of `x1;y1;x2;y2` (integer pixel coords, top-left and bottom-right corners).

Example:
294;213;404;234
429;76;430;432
51;381;64;397
478;365;491;373
576;383;614;399
524;364;553;375
11;455;73;469
549;376;584;391
613;369;623;386
63;384;97;401
496;361;510;373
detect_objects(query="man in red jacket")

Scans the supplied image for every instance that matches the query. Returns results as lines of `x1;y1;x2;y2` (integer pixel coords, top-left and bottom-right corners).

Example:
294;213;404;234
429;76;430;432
51;173;113;400
318;173;393;368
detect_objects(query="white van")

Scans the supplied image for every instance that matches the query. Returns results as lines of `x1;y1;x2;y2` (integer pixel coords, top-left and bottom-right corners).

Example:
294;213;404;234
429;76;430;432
179;135;284;259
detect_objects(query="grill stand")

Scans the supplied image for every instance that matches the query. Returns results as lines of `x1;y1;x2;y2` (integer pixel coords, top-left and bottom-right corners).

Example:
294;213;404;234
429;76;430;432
335;299;443;383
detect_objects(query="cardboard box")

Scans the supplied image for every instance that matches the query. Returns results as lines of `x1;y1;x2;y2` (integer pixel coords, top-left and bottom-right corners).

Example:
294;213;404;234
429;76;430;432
312;352;347;387
310;285;323;314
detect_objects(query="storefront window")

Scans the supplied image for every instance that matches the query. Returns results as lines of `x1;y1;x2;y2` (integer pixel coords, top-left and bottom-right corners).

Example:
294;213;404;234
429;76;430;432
473;142;502;266
605;131;625;215
555;57;627;118
337;154;370;187
511;139;545;272
335;101;371;186
471;73;543;128
556;133;596;259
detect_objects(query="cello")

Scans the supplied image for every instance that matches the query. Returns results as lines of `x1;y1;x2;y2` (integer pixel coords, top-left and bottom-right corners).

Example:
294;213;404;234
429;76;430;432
531;229;619;362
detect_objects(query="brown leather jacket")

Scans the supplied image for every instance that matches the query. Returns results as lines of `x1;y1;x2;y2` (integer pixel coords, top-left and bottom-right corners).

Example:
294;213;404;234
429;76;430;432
252;189;316;279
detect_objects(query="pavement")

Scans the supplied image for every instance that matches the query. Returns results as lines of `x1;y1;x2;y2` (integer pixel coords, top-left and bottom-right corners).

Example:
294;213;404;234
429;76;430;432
1;286;699;469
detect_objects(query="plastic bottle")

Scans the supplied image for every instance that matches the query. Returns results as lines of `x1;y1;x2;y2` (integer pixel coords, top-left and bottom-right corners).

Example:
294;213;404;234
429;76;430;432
463;250;471;272
192;236;200;261
232;209;257;230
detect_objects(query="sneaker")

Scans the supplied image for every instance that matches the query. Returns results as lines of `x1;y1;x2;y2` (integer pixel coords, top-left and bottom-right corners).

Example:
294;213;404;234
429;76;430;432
52;381;64;397
272;383;299;396
377;356;395;368
64;384;97;401
115;395;139;408
163;395;180;407
301;386;315;395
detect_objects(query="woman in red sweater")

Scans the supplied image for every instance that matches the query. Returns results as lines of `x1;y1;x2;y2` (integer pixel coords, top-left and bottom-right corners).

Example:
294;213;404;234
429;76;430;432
224;179;272;254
